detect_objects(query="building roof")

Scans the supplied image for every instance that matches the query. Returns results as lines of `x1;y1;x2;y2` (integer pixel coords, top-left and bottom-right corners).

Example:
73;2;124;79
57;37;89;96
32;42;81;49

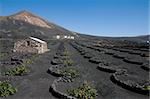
29;37;46;43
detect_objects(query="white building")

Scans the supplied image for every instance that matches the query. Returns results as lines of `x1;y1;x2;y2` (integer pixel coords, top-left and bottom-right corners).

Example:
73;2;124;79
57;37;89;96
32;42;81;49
70;36;75;39
67;36;71;39
64;35;67;39
56;35;60;39
55;35;75;40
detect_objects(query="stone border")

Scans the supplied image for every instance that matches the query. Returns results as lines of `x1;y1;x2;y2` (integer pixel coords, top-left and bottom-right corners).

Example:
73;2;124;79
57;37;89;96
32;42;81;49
80;51;87;55
118;49;131;53
128;51;141;55
51;59;63;65
97;63;117;73
71;42;149;95
141;65;150;71
139;48;149;52
113;54;125;59
123;58;143;65
50;77;76;99
110;72;149;95
89;57;102;64
47;65;63;77
104;51;114;55
141;63;150;71
140;53;149;57
83;53;94;59
96;48;104;52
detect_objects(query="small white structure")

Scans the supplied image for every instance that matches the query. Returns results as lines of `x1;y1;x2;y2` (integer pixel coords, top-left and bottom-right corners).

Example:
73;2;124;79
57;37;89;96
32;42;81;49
55;35;75;40
146;41;150;44
67;36;71;39
70;36;75;39
64;35;67;39
56;35;60;39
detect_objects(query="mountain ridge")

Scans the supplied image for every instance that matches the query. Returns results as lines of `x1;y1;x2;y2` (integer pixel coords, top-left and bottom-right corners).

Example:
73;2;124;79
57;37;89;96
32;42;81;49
0;10;76;39
0;10;148;43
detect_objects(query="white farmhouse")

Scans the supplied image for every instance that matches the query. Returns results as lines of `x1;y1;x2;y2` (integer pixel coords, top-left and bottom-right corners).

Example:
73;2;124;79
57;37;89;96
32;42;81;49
64;35;67;39
55;34;75;40
70;36;75;39
56;35;60;39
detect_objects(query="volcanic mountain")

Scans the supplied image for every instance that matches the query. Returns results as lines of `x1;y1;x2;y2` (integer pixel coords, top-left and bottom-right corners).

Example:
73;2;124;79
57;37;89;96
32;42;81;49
11;11;53;29
0;10;76;39
0;10;149;44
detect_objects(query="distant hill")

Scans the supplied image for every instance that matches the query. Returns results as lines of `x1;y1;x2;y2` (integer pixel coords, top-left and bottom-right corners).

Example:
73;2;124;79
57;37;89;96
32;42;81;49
0;10;76;39
0;10;149;44
108;35;149;42
79;34;149;43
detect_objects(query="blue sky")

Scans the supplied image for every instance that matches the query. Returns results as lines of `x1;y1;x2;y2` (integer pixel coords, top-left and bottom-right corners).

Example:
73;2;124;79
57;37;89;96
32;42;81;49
0;0;149;37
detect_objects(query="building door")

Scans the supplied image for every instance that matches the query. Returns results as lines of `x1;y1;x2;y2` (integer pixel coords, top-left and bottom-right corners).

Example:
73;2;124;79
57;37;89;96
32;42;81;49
27;41;30;46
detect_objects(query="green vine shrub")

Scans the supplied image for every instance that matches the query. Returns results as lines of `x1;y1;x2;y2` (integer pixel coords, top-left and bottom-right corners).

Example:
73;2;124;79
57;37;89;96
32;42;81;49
63;59;74;66
67;81;98;99
58;67;79;78
0;81;17;97
5;65;29;76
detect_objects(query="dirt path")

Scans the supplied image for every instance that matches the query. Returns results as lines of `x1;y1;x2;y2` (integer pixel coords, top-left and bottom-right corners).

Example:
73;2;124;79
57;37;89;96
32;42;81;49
4;42;60;99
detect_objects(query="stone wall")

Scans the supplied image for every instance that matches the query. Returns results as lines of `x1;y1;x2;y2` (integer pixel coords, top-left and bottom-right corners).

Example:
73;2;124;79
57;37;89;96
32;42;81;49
13;38;49;54
14;46;38;53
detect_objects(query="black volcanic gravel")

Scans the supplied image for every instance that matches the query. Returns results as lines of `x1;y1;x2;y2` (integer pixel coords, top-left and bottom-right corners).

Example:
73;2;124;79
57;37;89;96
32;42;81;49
0;40;149;99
